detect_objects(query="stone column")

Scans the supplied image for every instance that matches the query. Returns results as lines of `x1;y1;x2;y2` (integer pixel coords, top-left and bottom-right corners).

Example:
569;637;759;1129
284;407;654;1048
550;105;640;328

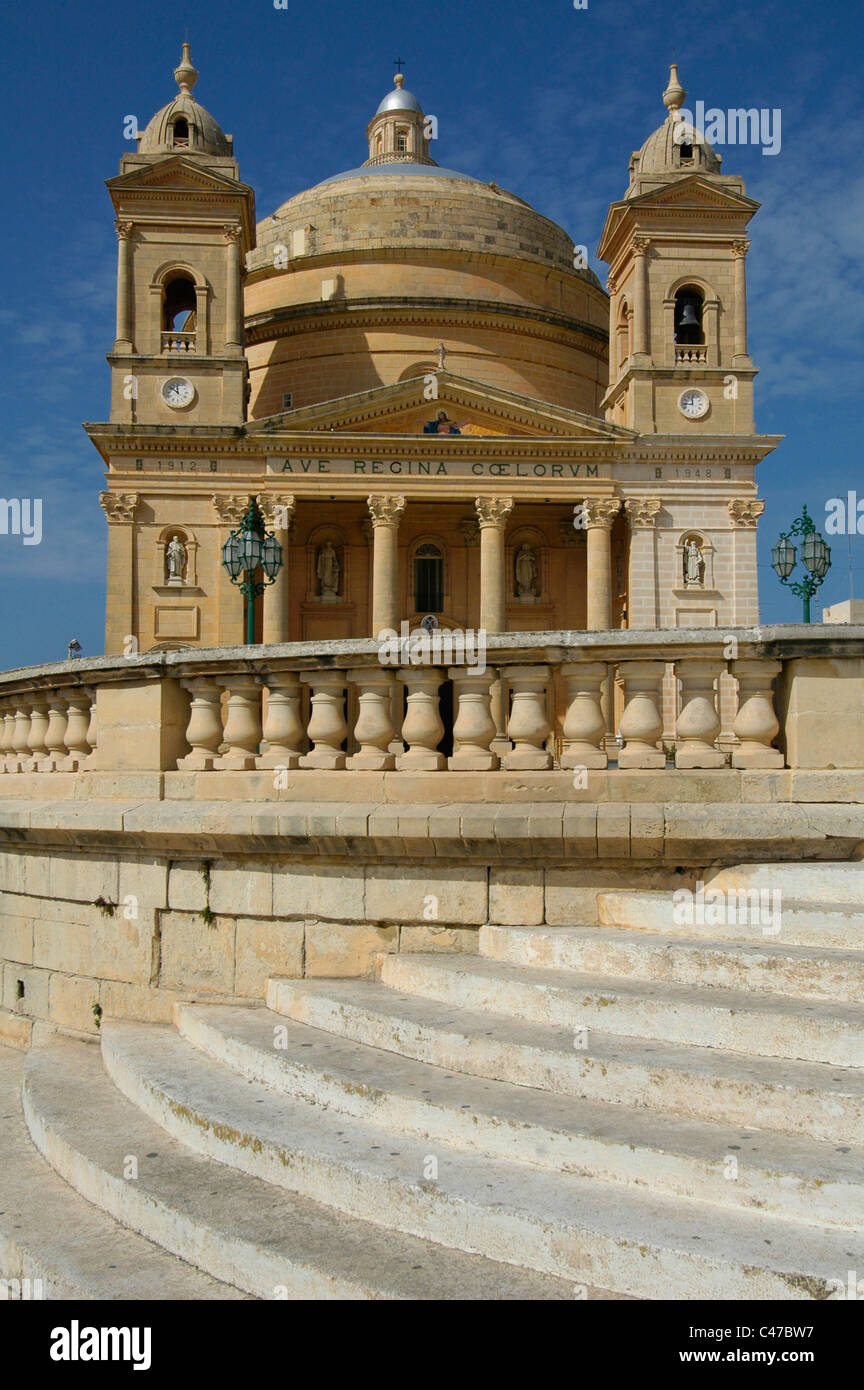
257;494;295;644
396;667;446;770
114;220;134;352
584;498;621;631
618;660;666;769
674;658;725;768
502;666;552;770
100;492;139;656
347;667;396;770
728;499;765;627
475;496;513;633
368;495;406;637
448;668;498;770
624;498;661;629
732;239;750;362
224;224;243;351
730;658;784;768
256;673;304;770
631;236;650;358
300;672;348;769
560;661;608;769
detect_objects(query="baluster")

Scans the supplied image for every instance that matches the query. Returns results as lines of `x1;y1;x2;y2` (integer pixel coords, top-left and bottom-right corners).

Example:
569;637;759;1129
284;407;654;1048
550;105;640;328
396;667;445;770
43;690;69;771
560;661;608;769
0;701;15;771
502;665;552;770
217;677;263;770
61;688;92;769
730;659;784;768
177;679;223;770
448;669;498;770
11;701;32;772
26;697;50;770
299;672;348;769
256;673;304;770
617;660;666;769
674;659;725;768
347;667;395;770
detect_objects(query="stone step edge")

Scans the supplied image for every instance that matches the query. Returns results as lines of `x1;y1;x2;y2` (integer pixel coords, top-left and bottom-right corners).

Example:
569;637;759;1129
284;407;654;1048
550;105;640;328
176;1002;864;1231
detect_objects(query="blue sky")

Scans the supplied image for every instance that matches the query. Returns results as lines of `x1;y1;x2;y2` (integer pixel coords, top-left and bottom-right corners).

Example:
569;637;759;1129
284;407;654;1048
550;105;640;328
1;0;861;667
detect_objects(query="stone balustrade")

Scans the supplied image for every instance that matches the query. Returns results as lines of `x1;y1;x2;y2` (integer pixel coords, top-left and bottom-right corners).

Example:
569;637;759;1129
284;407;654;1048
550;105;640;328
1;626;863;776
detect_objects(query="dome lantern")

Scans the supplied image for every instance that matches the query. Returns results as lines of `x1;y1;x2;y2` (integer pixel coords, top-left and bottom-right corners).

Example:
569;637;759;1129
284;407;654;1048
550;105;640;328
626;64;721;196
364;72;437;168
137;42;233;159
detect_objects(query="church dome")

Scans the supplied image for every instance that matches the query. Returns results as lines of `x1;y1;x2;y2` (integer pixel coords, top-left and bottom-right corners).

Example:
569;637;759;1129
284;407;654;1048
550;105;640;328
627;64;720;194
138;44;232;158
375;74;424;114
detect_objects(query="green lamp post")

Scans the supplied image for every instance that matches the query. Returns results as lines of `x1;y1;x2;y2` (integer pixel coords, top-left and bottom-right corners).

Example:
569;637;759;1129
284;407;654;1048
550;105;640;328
220;499;283;644
771;504;831;623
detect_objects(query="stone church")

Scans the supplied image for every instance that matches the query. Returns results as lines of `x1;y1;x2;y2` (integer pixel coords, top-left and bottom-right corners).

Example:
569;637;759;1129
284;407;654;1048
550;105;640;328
92;46;776;654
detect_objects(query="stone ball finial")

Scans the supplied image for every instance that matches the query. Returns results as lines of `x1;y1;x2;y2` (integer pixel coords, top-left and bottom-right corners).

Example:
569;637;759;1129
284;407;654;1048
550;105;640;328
662;62;686;116
174;41;199;96
394;73;405;88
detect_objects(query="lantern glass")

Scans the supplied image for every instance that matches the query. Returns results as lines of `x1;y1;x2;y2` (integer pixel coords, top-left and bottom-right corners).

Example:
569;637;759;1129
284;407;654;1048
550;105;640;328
801;530;830;579
771;536;796;580
221;533;243;580
237;529;262;571
261;533;283;580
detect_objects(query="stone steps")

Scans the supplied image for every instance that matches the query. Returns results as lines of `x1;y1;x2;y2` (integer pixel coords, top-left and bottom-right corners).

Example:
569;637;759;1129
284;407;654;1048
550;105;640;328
376;952;864;1067
481;924;864;1002
92;1018;859;1300
705;863;864;905
175;1002;864;1229
22;1034;580;1301
598;891;864;950
0;1043;247;1300
267;976;864;1145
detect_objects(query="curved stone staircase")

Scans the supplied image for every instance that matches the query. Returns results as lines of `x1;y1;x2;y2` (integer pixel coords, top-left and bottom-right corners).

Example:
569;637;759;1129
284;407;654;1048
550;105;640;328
3;862;864;1300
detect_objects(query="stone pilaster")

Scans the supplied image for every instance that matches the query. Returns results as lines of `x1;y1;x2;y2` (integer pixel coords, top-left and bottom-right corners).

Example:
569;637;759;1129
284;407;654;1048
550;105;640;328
624;497;661;629
257;494;295;644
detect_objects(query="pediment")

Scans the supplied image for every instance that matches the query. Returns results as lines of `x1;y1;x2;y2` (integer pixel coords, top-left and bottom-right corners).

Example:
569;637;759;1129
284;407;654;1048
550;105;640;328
247;372;635;441
628;176;759;213
108;158;248;196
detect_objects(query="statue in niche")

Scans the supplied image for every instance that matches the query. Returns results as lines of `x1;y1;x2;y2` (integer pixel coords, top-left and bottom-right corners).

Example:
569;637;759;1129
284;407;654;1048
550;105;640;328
165;534;186;586
684;538;704;587
515;542;539;599
316;540;341;598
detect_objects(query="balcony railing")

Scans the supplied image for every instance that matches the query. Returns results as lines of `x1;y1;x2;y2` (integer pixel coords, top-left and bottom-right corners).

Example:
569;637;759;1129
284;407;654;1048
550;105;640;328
675;344;708;366
161;331;196;353
2;627;863;778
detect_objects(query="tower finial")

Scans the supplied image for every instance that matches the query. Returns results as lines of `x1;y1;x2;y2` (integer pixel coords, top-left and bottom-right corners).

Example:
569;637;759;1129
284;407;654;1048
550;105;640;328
174;41;198;96
394;72;405;89
662;62;686;117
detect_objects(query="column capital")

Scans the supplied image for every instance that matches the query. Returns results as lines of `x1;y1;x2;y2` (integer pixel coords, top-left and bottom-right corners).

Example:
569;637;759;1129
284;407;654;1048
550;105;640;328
255;492;295;530
731;238;751;258
99;491;139;524
630;235;650;256
114;219;134;240
459;516;480;546
728;498;765;528
474;496;513;529
624;497;662;528
212;493;251;525
582;497;621;530
223;223;243;243
367;494;406;527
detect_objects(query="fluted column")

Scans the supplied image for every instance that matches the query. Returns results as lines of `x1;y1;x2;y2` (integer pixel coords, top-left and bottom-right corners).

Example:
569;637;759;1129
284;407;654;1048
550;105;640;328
674;659;725;768
732;239;750;362
368;495;406;636
584;498;621;630
224;224;243;351
475;496;513;633
257;494;295;644
114;220;134;351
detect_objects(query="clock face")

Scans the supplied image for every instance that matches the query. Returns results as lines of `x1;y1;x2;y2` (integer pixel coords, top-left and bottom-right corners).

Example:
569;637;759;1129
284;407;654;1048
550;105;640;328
679;388;709;420
162;376;195;409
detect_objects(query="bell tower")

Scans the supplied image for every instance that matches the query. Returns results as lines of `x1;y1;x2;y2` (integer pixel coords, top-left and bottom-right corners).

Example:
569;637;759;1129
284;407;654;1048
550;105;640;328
598;66;759;435
106;44;255;427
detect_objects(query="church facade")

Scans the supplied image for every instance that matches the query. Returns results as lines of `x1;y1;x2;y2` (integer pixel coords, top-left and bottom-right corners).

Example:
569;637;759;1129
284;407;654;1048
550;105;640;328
90;47;777;655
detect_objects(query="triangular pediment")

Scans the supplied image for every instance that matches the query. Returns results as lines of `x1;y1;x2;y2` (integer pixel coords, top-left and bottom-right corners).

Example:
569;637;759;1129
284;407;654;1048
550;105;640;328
630;175;759;212
247;372;635;441
108;158;249;196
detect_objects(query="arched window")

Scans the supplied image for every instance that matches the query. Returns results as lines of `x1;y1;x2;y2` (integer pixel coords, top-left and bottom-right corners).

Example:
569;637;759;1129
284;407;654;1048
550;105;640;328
163;274;197;333
616;299;631;369
172;118;189;147
674;287;704;345
414;543;444;613
396;127;408;152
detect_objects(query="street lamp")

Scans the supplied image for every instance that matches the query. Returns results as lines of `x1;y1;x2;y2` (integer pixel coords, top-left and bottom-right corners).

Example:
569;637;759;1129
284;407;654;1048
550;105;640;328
771;503;831;623
221;499;283;644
